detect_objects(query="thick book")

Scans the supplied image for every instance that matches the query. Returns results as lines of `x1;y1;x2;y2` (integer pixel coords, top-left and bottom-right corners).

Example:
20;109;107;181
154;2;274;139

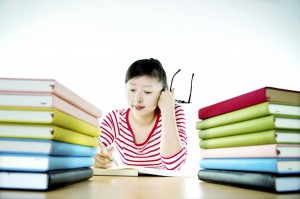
199;130;300;149
198;169;300;193
0;123;98;147
198;115;300;139
0;77;102;118
0;138;97;156
0;92;99;126
0;107;100;137
199;158;300;174
198;87;300;119
92;167;186;177
196;102;300;130
200;144;300;158
0;167;93;190
0;154;95;172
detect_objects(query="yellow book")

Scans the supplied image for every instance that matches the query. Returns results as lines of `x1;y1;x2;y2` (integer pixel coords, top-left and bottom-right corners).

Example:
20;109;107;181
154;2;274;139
0;107;100;137
0;123;98;147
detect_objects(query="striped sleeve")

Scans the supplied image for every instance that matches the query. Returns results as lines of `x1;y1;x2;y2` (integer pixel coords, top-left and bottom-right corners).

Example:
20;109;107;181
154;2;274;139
99;109;120;147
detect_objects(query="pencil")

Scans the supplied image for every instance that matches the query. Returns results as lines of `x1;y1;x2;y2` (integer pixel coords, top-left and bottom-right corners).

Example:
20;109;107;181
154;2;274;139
96;137;119;167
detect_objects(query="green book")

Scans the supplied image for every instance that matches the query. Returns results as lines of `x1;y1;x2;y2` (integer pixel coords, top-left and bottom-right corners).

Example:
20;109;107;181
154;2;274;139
199;130;300;149
198;115;300;139
196;102;300;130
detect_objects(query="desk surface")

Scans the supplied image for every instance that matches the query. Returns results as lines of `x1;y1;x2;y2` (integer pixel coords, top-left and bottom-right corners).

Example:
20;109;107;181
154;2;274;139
0;176;299;199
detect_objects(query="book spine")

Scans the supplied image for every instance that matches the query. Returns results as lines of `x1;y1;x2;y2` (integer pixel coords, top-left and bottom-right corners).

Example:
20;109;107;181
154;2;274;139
200;144;279;158
200;144;300;158
198;169;277;192
198;88;267;119
54;81;102;118
53;95;99;126
50;141;97;156
199;158;299;174
53;109;100;137
196;102;270;130
199;130;276;149
53;126;98;147
198;115;275;139
48;156;95;171
48;168;93;189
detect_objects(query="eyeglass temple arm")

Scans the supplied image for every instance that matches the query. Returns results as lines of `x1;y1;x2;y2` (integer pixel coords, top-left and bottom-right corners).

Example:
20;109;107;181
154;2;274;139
170;69;181;91
187;73;194;103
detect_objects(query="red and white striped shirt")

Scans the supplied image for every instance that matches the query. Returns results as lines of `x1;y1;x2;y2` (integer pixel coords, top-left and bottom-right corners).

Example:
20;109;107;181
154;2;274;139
99;104;187;170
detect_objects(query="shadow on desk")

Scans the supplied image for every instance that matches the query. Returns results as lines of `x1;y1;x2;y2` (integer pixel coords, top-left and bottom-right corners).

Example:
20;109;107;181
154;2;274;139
0;176;299;199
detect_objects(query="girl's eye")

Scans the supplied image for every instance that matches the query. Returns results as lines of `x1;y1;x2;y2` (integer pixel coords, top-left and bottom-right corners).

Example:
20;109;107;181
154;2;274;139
130;89;136;92
145;91;152;94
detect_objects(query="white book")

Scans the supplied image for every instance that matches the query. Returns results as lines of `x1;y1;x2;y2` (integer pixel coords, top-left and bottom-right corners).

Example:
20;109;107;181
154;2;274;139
92;167;187;177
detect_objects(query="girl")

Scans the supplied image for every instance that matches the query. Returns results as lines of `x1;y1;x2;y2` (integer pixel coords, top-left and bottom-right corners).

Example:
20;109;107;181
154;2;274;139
94;58;187;170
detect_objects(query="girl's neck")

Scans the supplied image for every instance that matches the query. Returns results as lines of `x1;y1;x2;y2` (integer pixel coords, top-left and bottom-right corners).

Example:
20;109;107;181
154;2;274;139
130;109;158;126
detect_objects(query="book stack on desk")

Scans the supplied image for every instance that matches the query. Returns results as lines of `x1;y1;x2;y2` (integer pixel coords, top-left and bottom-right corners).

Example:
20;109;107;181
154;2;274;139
0;78;102;190
196;87;300;193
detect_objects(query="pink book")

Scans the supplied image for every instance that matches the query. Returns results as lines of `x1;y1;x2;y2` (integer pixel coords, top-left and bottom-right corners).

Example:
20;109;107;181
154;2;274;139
0;77;102;118
200;144;300;158
0;92;99;126
198;87;300;119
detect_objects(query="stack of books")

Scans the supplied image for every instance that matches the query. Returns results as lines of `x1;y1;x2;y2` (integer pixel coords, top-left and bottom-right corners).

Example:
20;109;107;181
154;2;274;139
196;87;300;193
0;77;102;190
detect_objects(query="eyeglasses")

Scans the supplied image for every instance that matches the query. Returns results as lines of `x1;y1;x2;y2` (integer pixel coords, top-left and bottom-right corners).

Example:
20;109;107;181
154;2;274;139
169;69;194;104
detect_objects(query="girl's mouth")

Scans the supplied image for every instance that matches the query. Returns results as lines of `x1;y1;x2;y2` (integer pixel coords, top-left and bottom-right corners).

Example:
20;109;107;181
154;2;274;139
133;105;145;110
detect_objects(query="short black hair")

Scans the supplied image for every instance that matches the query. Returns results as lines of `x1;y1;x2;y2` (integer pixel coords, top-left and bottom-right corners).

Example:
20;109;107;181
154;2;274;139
125;58;168;90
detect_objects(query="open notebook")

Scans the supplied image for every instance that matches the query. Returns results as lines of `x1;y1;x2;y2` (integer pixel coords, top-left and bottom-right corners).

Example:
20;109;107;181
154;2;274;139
93;142;189;177
93;141;188;177
92;166;187;177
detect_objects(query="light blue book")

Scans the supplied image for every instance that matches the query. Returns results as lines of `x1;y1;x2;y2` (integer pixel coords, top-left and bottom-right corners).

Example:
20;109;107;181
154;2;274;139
199;158;300;174
0;138;97;156
0;154;95;172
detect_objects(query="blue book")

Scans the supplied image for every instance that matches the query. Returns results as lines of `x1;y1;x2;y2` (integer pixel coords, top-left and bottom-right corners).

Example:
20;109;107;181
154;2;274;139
0;154;95;172
0;138;97;156
200;158;300;174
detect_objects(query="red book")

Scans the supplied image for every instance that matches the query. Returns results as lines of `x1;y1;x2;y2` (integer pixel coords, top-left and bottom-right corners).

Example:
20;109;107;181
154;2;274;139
198;87;300;119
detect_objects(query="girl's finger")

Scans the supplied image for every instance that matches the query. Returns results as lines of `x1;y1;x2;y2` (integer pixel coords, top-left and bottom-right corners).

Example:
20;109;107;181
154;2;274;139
98;148;113;161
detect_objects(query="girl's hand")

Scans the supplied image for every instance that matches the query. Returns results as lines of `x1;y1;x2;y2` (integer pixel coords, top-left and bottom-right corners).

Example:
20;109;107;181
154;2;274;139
158;88;175;113
94;145;114;168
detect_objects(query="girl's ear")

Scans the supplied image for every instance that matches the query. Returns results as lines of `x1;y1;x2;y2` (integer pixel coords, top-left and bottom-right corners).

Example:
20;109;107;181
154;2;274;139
171;88;175;95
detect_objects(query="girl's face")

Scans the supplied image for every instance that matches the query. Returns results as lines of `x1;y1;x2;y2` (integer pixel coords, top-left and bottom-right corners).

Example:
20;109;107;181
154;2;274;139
126;75;162;117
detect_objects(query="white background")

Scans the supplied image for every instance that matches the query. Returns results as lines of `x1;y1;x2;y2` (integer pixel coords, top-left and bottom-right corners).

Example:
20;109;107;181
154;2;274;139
1;0;299;177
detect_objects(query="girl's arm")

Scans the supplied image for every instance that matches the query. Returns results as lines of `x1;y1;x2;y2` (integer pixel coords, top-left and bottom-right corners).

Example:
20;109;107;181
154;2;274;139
158;89;187;170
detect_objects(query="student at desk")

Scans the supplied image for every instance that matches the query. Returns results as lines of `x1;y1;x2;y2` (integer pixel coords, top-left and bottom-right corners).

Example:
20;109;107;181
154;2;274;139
94;58;187;170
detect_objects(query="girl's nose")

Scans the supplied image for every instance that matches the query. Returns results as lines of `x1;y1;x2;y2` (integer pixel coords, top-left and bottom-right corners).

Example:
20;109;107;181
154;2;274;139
134;93;143;103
